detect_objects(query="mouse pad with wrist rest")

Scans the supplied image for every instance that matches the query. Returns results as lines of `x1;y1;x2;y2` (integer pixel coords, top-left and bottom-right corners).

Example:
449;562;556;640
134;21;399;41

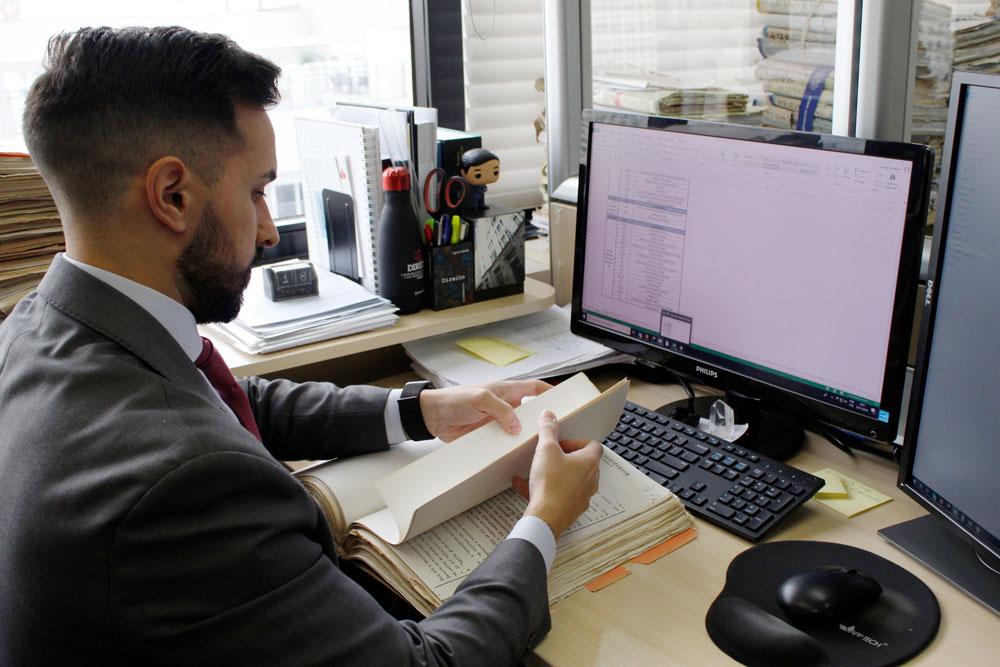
705;541;939;667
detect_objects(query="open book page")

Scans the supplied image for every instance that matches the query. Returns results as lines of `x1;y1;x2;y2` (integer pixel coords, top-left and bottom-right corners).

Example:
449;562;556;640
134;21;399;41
375;446;688;606
369;374;629;544
295;439;443;537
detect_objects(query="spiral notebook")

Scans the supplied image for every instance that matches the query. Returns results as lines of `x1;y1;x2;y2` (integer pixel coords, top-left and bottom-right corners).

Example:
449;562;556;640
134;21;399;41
296;117;383;294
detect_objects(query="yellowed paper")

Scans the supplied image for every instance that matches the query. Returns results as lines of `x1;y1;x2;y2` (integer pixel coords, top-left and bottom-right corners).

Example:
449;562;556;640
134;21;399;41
814;467;849;498
372;373;630;544
813;470;892;517
456;336;533;367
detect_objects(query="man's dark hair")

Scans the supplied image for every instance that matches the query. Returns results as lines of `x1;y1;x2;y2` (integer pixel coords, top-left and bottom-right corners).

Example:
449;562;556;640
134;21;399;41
460;148;499;171
22;26;281;217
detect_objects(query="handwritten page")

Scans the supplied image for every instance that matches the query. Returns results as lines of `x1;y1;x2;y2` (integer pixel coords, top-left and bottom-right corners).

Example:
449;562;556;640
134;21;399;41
813;468;892;517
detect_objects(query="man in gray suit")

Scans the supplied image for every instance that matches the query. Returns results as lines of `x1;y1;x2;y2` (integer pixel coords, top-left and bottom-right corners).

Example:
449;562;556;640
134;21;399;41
0;27;602;664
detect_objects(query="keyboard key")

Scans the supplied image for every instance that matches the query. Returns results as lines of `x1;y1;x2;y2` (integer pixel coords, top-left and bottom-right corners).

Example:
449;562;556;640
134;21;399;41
732;513;749;526
735;447;747;457
634;455;649;467
747;453;760;462
739;476;754;487
683;427;696;436
789;484;805;496
731;498;746;511
661;454;690;471
775;478;791;490
723;470;739;481
733;462;749;473
719;493;734;504
648;450;663;461
685;441;710;456
722;457;736;467
690;481;706;492
680;450;700;464
675;436;689;446
690;495;707;506
652;426;666;437
645;459;679;480
764;486;781;499
669;446;684;456
707;437;720;445
636;432;650;443
768;494;795;513
710;452;724;462
707;502;735;519
711;464;726;475
608;432;622;442
655;415;668;425
746;516;768;531
678;489;696;500
764;473;778;484
615;423;628;433
626;427;640;437
620;415;634;425
753;482;768;493
647;471;668;486
699;459;714;470
633;406;647;416
640;444;654;456
695;432;708;441
622;450;637;461
742;493;758;506
723;444;735;452
749;467;765;479
613;444;628;455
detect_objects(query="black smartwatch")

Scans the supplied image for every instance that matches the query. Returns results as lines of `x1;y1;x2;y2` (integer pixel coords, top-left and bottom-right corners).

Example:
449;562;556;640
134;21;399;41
398;380;433;441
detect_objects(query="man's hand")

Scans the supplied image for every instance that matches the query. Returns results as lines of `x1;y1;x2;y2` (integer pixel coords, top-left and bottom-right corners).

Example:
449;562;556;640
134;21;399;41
512;410;603;538
419;379;551;442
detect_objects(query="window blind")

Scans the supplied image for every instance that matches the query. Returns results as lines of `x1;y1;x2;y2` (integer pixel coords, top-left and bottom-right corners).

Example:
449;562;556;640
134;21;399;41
462;0;546;209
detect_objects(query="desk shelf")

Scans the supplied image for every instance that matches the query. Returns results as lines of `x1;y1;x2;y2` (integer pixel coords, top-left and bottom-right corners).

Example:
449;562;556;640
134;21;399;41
202;277;555;377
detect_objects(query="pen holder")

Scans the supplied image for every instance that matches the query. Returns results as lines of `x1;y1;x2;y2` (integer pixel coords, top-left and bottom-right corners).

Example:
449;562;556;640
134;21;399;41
425;206;525;311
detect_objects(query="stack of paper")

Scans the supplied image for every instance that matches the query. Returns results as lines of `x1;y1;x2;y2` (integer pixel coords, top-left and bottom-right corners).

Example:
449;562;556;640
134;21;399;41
209;263;398;354
0;153;64;320
403;305;632;387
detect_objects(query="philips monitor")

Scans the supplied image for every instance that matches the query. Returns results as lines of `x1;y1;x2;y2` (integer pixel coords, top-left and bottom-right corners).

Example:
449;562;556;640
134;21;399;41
880;71;1000;616
570;111;932;453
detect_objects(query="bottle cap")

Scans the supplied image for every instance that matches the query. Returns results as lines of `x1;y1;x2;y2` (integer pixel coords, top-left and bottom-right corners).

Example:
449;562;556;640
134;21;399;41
382;166;411;192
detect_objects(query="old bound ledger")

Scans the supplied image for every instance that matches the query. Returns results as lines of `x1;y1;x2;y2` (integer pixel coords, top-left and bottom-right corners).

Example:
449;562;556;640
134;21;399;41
296;373;694;615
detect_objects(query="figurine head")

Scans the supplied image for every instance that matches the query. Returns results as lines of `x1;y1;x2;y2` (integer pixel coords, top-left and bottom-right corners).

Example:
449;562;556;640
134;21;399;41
460;148;500;186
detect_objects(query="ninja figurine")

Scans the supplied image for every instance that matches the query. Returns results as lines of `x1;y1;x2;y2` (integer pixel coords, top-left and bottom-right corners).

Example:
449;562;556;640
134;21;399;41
459;148;500;212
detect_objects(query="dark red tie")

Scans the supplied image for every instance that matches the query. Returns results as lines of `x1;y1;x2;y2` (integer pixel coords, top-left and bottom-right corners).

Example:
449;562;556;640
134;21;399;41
195;337;262;441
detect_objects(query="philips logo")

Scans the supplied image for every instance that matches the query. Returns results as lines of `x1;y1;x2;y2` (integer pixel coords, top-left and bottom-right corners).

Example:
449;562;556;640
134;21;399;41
838;624;888;648
695;366;718;379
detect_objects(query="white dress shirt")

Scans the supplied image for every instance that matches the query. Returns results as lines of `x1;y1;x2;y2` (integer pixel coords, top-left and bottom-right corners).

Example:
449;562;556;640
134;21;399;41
61;253;556;572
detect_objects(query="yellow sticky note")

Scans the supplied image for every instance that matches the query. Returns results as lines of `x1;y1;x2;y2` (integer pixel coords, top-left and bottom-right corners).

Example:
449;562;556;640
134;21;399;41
456;336;533;367
812;470;892;517
814;467;849;499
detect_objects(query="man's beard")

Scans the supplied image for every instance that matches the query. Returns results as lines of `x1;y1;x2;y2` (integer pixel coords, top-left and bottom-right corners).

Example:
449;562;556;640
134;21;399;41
176;203;256;324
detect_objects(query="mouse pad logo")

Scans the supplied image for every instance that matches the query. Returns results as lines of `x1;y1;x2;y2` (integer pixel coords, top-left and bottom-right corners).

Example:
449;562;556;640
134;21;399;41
839;624;889;648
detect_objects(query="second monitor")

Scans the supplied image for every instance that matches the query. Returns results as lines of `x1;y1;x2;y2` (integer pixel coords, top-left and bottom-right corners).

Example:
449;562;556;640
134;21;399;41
571;112;932;452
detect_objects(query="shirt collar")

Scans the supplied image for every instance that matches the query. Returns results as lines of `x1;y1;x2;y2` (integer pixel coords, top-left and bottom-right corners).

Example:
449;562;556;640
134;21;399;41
61;253;203;362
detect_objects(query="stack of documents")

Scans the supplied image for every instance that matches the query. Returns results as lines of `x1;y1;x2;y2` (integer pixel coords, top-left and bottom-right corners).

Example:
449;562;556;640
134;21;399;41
0;153;64;320
209;264;398;354
403;305;632;387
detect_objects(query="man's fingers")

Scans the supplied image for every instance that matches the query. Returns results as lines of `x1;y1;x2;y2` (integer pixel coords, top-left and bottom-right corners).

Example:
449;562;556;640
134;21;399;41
557;437;593;453
474;390;522;434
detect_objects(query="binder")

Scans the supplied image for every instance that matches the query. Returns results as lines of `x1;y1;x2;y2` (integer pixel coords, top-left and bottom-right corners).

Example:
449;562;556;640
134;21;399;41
296;118;383;294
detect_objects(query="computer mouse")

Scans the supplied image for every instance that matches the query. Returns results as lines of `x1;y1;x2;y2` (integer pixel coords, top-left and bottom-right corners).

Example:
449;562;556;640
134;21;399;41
777;565;883;622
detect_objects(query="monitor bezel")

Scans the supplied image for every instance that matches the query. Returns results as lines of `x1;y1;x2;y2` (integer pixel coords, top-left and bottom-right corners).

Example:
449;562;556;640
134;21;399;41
570;110;932;443
896;71;1000;562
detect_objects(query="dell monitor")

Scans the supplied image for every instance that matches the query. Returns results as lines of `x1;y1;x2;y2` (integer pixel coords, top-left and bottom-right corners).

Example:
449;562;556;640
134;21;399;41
570;111;932;456
880;71;1000;615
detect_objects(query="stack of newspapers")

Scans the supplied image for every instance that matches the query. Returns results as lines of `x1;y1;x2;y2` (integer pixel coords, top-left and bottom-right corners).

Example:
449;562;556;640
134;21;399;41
403;305;632;387
754;0;837;133
0;153;64;320
210;263;398;354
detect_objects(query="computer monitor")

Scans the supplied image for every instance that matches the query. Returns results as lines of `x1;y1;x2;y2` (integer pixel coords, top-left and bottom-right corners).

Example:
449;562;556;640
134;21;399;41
880;71;1000;616
570;110;932;455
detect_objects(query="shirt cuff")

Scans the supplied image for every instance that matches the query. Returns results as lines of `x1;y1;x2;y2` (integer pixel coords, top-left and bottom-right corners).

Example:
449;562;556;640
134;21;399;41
384;389;407;444
507;515;557;573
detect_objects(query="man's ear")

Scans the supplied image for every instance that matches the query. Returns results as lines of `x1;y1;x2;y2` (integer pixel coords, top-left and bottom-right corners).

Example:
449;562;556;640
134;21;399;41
145;156;196;234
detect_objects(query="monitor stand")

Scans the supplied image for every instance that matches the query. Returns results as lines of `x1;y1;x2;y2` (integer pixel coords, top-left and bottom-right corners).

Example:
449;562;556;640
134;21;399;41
655;389;804;460
879;514;1000;616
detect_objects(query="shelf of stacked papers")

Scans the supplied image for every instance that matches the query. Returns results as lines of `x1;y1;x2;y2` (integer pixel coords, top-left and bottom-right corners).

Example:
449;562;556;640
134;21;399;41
0;153;64;321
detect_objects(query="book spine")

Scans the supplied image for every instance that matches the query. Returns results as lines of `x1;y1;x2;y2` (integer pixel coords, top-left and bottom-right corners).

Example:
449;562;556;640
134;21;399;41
359;130;382;294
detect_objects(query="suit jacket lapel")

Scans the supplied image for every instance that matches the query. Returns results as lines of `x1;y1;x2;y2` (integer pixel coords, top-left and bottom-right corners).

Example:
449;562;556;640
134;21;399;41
36;255;221;407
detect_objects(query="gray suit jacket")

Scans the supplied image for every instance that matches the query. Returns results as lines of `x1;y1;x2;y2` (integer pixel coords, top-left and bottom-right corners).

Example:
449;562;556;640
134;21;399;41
0;256;550;665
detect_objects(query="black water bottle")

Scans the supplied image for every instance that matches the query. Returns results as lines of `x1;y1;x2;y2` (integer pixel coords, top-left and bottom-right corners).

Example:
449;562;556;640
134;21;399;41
377;166;425;314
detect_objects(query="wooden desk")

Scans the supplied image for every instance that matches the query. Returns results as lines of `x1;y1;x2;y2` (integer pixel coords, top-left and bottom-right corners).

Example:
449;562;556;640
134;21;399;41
529;371;1000;666
203;277;554;378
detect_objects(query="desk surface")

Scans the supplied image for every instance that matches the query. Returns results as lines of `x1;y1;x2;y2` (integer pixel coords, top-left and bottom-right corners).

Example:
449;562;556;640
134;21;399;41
525;371;999;666
203;277;554;377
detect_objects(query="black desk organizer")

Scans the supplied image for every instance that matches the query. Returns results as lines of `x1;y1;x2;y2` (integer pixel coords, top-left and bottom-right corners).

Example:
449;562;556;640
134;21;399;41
426;205;525;310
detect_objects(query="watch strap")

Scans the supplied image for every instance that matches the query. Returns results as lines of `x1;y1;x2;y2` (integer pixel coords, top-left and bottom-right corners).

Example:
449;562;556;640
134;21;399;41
398;380;433;441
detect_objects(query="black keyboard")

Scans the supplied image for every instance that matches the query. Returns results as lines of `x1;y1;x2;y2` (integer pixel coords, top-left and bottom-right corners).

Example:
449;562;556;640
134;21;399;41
605;401;824;541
